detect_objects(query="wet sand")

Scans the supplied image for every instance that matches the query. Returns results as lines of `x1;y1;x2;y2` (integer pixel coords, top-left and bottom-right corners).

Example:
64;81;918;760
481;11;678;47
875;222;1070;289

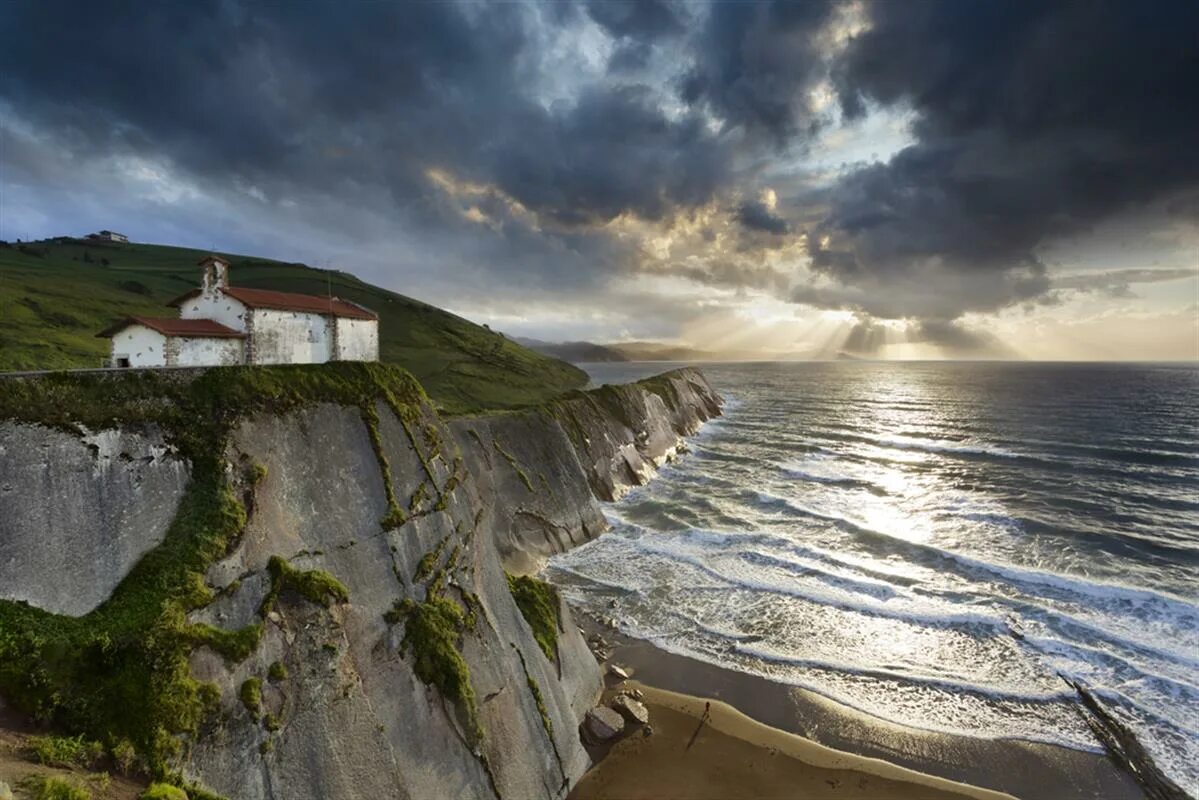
576;623;1142;800
571;682;1016;800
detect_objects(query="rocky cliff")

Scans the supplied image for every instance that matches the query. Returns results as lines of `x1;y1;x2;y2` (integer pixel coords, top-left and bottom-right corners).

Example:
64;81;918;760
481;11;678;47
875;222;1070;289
0;364;720;799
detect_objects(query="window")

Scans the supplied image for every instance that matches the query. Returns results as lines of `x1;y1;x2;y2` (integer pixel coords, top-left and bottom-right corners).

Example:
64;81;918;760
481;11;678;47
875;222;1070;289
116;357;131;368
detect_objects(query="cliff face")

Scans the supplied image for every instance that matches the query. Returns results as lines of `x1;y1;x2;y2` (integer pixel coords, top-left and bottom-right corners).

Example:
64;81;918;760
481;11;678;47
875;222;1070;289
453;368;723;573
0;365;720;800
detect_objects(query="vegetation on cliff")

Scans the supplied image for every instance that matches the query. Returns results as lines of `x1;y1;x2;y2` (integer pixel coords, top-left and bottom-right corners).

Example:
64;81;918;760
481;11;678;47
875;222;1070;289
0;238;586;413
506;573;561;662
0;362;419;782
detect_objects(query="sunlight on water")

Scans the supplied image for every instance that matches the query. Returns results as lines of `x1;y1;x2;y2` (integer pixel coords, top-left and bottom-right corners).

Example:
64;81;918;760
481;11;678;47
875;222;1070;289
556;361;1199;793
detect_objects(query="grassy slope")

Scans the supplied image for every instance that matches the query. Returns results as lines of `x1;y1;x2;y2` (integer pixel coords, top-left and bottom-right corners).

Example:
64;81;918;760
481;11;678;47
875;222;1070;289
0;239;586;413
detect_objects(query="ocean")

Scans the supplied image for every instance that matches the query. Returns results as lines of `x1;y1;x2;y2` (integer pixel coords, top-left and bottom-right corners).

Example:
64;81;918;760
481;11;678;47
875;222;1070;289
547;361;1199;793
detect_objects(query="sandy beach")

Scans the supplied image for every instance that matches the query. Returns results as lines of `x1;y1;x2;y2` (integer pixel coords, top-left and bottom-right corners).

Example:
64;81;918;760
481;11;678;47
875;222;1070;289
570;620;1143;800
571;683;1016;800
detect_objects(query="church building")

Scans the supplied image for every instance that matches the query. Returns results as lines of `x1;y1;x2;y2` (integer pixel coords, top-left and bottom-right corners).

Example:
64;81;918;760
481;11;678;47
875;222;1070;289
98;256;379;368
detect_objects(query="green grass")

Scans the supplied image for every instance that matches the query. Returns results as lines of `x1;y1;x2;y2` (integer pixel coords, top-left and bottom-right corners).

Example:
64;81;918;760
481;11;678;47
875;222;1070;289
0;238;586;413
141;783;188;800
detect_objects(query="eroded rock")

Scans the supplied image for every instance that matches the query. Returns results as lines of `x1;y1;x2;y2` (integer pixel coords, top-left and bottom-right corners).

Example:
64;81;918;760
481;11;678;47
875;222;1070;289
584;706;625;742
610;695;649;726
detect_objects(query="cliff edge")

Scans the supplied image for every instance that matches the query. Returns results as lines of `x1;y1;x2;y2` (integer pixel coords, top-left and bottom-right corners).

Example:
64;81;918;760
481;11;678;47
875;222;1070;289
0;364;721;799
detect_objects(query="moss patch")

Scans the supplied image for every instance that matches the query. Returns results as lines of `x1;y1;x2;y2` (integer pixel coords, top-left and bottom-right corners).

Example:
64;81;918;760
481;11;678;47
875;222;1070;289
385;596;480;742
506;573;561;662
526;675;552;738
187;621;264;662
262;556;349;611
414;536;449;583
0;362;423;774
239;678;262;719
267;661;288;682
493;439;534;493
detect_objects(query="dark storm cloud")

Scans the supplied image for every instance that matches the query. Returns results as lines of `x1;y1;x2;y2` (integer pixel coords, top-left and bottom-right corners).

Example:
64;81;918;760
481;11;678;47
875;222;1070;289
584;0;683;41
487;84;729;226
681;0;836;141
2;0;1197;334
808;0;1199;318
0;0;727;288
735;200;790;235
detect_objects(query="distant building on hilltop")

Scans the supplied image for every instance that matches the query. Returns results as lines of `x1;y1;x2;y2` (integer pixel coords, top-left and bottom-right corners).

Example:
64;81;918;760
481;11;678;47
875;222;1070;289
98;255;379;368
87;230;128;243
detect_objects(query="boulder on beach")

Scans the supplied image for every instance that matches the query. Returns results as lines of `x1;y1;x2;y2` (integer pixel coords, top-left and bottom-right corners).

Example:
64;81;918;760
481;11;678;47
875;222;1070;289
611;694;649;726
584;706;626;742
607;663;630;680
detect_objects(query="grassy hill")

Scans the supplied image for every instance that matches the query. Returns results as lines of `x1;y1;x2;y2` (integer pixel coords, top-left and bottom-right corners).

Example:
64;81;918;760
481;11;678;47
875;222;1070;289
0;238;587;413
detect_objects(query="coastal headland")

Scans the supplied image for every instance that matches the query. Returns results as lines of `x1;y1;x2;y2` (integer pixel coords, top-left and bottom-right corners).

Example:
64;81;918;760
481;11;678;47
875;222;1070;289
0;362;1145;799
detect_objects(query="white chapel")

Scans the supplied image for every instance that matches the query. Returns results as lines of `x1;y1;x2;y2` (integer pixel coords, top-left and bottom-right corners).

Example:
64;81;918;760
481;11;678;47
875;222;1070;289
99;256;379;368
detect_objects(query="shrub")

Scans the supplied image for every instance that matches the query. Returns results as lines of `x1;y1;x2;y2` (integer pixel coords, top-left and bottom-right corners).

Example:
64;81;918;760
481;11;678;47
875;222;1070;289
267;661;287;682
141;784;188;800
110;738;138;774
28;734;103;768
31;777;91;800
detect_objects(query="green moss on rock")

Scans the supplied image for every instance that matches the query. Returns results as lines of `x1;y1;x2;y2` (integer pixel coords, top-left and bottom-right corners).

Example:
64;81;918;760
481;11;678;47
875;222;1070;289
526;675;553;738
187;621;263;663
267;661;288;682
414;537;449;582
262;556;349;611
493;439;534;492
239;678;262;719
506;573;560;662
386;596;480;742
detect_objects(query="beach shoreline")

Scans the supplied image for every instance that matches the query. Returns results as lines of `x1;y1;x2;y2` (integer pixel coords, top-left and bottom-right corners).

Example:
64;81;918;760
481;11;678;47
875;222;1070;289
571;615;1143;800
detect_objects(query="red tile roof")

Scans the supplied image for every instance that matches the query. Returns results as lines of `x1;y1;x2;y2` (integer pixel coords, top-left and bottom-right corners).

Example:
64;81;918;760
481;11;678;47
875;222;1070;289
97;316;246;339
167;287;377;320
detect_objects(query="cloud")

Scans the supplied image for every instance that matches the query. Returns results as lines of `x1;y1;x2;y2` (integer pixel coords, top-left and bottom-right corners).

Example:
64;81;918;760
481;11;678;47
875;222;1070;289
735;199;790;235
680;1;837;141
1;0;1197;355
805;0;1199;318
583;0;684;41
1052;268;1197;298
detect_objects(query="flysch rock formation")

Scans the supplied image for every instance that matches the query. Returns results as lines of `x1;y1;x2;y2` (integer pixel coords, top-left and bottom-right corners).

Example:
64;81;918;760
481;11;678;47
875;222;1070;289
0;421;189;615
0;366;721;800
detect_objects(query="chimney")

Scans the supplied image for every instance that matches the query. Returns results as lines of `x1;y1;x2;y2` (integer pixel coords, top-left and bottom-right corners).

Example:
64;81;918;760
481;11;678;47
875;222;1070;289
198;255;230;293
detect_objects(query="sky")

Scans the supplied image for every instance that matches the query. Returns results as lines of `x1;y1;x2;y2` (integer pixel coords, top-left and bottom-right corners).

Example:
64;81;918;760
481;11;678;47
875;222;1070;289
1;0;1196;360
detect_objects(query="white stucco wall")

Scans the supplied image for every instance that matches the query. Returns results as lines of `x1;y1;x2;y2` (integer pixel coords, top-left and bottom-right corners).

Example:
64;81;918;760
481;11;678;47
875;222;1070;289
110;325;167;367
173;337;244;367
249;309;333;365
334;317;379;362
180;292;249;332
